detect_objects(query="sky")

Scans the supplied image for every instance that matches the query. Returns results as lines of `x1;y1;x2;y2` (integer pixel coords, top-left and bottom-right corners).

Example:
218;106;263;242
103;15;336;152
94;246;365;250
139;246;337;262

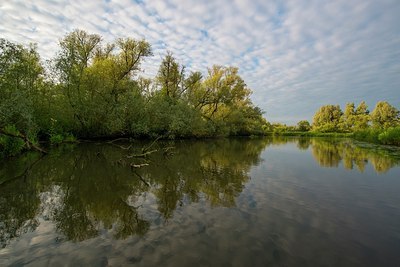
1;0;399;124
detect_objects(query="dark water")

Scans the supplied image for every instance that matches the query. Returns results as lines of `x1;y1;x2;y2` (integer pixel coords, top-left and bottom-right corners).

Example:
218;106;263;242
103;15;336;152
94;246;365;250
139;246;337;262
1;137;400;267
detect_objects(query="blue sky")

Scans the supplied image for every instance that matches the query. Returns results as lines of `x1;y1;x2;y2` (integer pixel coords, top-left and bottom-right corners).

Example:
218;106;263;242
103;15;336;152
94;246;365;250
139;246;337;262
1;0;399;124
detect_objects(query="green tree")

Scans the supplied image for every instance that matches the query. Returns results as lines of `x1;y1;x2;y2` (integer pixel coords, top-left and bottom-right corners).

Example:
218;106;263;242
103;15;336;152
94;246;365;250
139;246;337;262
54;30;152;136
370;101;399;129
340;102;355;131
193;66;254;134
297;120;311;131
0;39;44;155
156;52;185;100
354;101;370;130
312;105;343;132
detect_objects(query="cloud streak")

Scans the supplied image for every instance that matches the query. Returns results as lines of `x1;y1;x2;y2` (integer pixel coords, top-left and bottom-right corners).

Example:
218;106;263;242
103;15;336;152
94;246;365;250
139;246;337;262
1;0;399;124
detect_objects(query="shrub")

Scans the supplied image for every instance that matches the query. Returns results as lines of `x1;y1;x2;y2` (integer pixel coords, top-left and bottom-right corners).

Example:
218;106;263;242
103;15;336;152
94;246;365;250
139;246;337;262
49;134;64;144
378;127;400;146
0;125;26;157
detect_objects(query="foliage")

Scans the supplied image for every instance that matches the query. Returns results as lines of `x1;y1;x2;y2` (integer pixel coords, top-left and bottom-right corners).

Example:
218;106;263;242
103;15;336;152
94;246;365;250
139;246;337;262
312;105;343;132
370;101;399;129
353;101;370;130
0;31;267;157
378;127;400;146
297;120;311;131
353;127;400;146
4;30;398;157
49;134;64;144
0;125;25;157
0;38;42;141
308;101;399;146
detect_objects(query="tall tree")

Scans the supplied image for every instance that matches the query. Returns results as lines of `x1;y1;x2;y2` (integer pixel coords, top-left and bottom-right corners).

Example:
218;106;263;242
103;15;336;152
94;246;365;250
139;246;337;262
156;52;185;99
370;101;399;129
341;102;356;131
297;120;311;131
0;39;43;128
312;105;343;132
354;101;370;130
54;30;152;136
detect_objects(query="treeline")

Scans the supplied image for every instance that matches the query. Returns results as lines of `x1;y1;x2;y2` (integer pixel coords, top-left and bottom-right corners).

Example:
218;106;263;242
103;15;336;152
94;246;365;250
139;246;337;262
267;101;400;145
0;30;266;157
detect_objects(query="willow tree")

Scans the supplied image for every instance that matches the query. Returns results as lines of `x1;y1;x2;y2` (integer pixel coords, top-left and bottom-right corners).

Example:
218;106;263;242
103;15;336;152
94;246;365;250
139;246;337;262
189;65;261;134
54;29;152;136
340;102;356;131
312;104;343;132
353;101;370;130
370;101;399;129
156;52;185;100
0;39;44;155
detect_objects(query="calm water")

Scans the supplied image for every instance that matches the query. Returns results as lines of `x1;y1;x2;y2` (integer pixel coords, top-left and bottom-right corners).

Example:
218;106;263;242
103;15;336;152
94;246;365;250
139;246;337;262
1;137;400;267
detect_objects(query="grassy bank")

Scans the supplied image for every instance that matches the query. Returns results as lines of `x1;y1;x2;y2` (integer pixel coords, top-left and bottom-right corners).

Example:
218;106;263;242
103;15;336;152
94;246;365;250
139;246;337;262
265;131;353;138
353;127;400;146
268;127;400;146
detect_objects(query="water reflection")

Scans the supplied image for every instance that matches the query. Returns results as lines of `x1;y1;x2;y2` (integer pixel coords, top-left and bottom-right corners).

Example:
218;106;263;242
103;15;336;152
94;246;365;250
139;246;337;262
1;137;400;266
309;138;400;173
0;138;268;246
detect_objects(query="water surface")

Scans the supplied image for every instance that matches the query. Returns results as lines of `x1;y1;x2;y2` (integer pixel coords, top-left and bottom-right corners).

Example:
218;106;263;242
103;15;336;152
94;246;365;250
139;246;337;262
1;137;400;266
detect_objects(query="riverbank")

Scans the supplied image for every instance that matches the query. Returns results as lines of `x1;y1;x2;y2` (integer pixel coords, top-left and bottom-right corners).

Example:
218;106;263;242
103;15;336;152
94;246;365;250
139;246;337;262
266;126;400;146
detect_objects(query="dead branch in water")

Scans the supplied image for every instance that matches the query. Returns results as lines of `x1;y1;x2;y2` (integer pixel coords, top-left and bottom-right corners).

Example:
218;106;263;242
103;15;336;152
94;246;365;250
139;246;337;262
105;138;133;150
133;171;150;187
0;128;47;154
141;136;162;153
126;149;158;158
130;163;149;169
107;138;130;144
163;146;175;157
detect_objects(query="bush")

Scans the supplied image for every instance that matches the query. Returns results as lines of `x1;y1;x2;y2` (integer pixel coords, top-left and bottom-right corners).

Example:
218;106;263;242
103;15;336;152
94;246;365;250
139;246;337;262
0;125;26;157
49;134;64;144
64;134;77;142
378;127;400;146
353;128;381;143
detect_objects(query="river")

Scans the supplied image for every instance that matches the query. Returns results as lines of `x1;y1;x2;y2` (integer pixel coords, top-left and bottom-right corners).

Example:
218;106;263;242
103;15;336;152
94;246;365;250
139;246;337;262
1;137;400;266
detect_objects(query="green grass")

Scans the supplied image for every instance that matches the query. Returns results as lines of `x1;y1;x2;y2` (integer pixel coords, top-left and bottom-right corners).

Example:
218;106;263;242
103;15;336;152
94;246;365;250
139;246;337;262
353;127;400;146
265;131;353;138
270;127;400;146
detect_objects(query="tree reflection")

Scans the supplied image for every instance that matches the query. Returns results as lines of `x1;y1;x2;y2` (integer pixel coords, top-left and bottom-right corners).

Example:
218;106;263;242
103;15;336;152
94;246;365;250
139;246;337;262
137;138;268;218
1;137;398;247
310;139;400;173
0;153;42;248
0;138;267;244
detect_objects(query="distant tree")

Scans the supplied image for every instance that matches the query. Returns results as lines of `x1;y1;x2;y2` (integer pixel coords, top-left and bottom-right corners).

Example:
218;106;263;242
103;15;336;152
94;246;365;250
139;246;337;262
312;105;343;132
297;120;311;131
354;101;370;130
262;121;273;133
340;102;356;131
271;123;288;134
370;101;399;129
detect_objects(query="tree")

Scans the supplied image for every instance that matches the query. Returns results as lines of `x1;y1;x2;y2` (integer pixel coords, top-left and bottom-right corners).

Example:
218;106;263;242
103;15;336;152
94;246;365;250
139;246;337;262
312;105;343;132
54;30;152;136
54;30;102;129
1;32;268;156
354;101;370;130
0;39;44;155
297;120;311;131
156;52;185;99
370;101;399;129
340;102;355;131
